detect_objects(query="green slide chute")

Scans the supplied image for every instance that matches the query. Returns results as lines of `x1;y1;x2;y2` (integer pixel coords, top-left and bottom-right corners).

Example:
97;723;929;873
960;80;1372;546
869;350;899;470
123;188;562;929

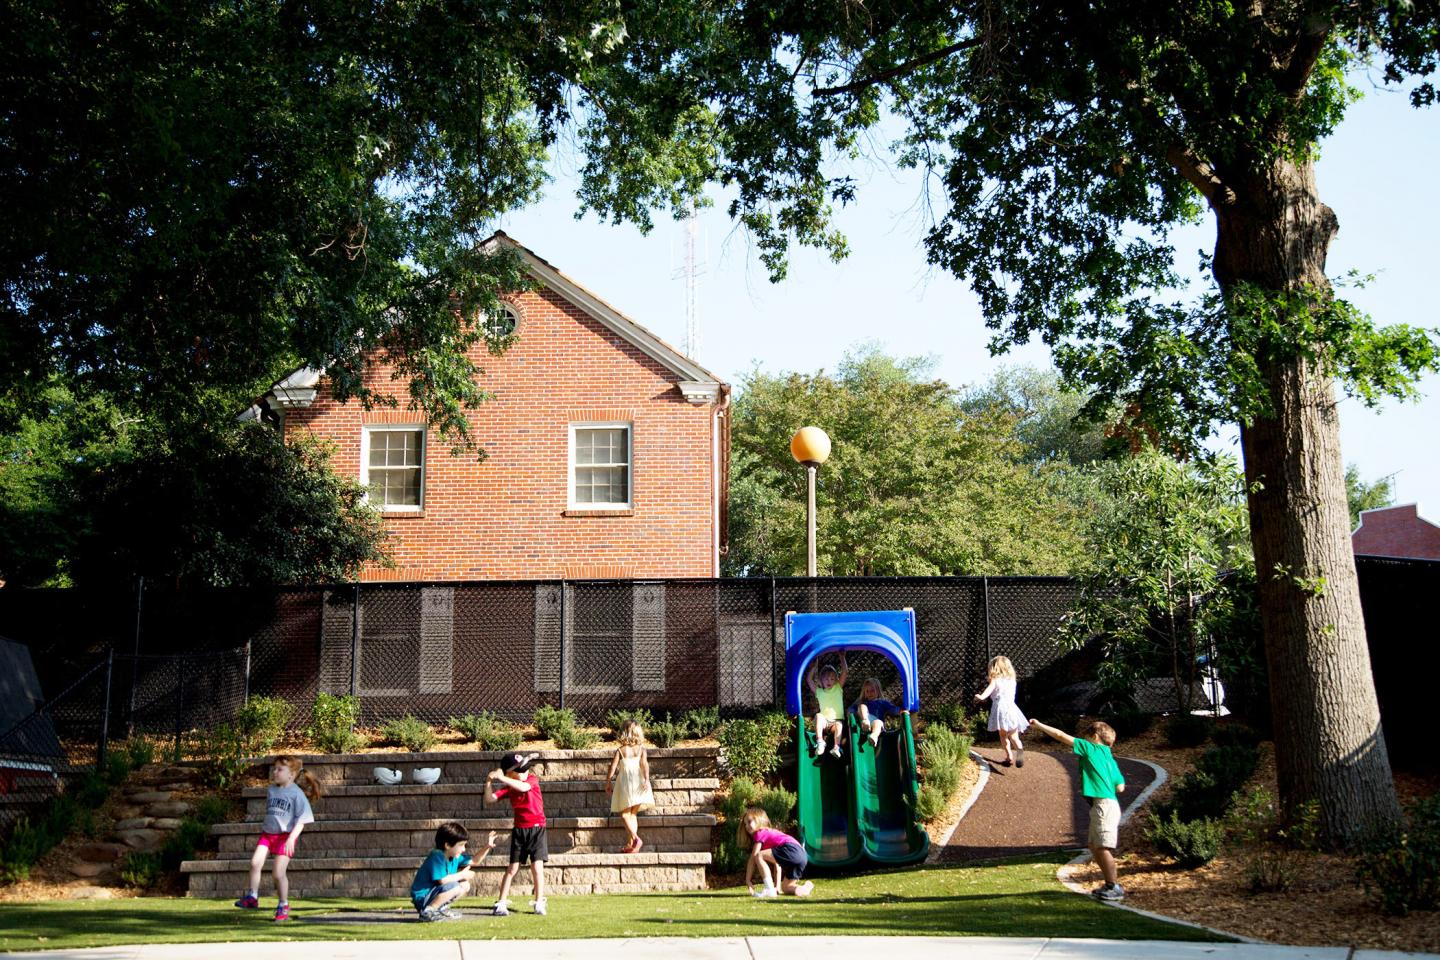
795;716;863;866
848;712;929;865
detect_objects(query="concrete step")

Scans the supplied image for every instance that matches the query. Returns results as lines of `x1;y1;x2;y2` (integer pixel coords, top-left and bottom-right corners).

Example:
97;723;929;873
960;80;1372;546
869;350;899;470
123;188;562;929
242;778;719;821
280;747;718;786
181;851;711;897
212;814;716;857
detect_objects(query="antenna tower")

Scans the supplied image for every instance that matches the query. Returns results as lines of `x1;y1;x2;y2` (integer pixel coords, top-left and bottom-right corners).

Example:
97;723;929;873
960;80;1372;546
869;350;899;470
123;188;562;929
672;204;706;359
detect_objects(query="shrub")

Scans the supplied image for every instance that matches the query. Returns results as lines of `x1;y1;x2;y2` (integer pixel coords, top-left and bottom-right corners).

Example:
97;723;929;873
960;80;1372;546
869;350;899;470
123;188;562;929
758;785;797;828
1357;796;1440;916
122;738;156;770
75;772;111;809
118;851;163;888
236;696;295;752
1223;786;1279;846
604;708;653;738
1277;799;1322;852
1211;723;1262;749
647;715;686;748
1246;849;1300;893
449;712;524;751
1163;714;1212;748
1147;811;1224;867
920;703;969;732
1098;706;1153;739
381;714;437;752
712;835;748;874
311;693;363;754
718;778;762;821
553;725;599;750
192;794;231;828
103;751;131;787
919;725;971;772
916;783;947;823
717;719;782;782
533;705;578;741
681;706;720;739
199;724;252;790
756;710;792;745
924;760;960;798
160;818;211;871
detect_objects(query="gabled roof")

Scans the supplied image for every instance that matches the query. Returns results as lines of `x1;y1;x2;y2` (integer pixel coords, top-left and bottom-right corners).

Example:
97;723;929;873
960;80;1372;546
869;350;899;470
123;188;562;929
482;231;723;390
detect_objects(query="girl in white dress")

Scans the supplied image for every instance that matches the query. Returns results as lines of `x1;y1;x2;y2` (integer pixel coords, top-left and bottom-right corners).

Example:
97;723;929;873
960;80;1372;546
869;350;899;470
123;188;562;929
975;655;1030;767
605;719;654;852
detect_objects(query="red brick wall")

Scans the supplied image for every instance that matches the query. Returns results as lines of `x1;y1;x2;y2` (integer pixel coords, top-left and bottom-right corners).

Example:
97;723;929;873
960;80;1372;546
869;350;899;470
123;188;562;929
284;286;722;581
1352;504;1440;560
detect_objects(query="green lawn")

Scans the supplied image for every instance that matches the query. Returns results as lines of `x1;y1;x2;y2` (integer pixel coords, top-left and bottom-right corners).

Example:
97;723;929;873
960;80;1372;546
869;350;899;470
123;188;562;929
0;856;1225;953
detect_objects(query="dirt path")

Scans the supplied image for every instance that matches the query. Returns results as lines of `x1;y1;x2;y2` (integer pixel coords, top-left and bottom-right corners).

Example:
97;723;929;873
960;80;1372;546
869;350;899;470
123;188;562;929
936;744;1158;863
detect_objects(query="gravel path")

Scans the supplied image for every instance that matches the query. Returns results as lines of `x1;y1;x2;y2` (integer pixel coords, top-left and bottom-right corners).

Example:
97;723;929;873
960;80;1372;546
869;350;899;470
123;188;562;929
936;744;1158;863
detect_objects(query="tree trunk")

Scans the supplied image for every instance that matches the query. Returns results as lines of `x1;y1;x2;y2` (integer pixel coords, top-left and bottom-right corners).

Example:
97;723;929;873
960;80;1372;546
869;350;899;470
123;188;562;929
1216;155;1402;844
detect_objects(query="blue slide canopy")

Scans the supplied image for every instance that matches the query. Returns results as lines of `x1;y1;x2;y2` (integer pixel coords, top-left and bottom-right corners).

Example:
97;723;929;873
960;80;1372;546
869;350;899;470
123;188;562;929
783;609;920;716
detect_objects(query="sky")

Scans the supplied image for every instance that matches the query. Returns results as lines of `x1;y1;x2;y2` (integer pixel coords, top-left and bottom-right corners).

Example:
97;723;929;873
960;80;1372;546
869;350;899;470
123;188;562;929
502;72;1440;516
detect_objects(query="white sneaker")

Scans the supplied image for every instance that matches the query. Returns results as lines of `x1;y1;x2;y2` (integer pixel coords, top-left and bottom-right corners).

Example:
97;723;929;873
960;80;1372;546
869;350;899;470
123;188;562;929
492;901;510;917
829;743;842;758
812;741;825;757
531;898;547;916
753;886;779;899
796;880;815;896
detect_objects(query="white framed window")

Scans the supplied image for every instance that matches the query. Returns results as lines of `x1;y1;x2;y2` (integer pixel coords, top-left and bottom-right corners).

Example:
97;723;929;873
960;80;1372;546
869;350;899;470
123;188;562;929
569;422;631;509
361;425;426;511
483;303;520;338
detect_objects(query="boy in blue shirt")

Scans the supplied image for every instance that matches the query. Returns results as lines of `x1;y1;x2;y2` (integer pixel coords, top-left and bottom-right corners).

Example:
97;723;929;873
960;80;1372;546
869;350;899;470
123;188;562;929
410;822;496;921
1029;718;1127;901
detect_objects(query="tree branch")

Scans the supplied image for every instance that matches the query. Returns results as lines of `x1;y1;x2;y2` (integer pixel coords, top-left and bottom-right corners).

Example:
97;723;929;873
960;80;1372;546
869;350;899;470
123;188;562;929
813;37;981;97
1166;143;1238;209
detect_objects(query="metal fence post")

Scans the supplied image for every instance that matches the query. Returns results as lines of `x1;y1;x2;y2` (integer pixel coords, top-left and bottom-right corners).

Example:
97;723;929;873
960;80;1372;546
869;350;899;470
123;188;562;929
173;654;185;759
982;575;992;672
558;580;567;711
97;647;114;768
349;583;361;697
243;638;252;704
125;575;144;736
769;576;779;707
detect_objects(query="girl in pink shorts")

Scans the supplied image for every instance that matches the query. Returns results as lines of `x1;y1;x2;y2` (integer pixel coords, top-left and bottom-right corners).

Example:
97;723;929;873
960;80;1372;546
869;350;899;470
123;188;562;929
233;755;321;921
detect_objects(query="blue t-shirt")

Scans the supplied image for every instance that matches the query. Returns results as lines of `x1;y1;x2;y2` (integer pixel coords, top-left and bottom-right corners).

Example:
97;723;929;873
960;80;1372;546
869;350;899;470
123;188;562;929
410;849;470;905
860;698;898;721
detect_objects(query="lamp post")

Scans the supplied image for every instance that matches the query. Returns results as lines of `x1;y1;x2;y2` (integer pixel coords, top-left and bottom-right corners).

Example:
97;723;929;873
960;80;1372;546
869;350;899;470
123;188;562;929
790;426;831;577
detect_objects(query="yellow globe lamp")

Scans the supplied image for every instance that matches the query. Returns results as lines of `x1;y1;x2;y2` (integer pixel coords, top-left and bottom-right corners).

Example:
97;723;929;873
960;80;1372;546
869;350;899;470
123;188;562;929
790;426;832;466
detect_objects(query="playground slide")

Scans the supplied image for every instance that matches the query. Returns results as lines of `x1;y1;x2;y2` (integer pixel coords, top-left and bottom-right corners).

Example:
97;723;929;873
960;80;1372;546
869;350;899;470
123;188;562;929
847;712;930;865
795;716;863;867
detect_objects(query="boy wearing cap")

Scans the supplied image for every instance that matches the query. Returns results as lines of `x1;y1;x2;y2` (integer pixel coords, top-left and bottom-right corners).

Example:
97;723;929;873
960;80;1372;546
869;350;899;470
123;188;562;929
486;751;548;916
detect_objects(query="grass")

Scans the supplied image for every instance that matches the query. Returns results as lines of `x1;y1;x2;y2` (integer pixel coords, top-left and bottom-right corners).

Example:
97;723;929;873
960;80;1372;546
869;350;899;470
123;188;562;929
0;855;1226;952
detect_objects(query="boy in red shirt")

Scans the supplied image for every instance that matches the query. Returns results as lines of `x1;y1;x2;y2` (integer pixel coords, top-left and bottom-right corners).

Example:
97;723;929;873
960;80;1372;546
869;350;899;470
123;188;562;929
486;751;548;916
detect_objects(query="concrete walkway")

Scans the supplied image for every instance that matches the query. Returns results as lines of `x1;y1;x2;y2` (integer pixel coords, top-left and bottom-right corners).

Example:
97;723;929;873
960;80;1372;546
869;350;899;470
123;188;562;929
4;936;1435;960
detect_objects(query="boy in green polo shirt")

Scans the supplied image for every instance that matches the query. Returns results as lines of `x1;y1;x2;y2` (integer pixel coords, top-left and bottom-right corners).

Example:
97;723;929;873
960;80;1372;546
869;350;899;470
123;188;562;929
1029;718;1127;901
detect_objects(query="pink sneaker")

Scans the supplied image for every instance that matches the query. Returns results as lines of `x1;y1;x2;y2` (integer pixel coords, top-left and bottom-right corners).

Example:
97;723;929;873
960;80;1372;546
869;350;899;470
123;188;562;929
234;894;259;909
273;903;291;922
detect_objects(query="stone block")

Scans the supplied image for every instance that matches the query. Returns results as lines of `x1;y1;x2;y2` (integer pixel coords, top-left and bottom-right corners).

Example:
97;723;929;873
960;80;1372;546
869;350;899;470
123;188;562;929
117;828;165;850
125;791;172;804
113;817;154;831
555;866;621;886
66;885;117;899
151;818;185;830
620;865;679;884
69;860;114;879
76;841;129;862
145;801;193;817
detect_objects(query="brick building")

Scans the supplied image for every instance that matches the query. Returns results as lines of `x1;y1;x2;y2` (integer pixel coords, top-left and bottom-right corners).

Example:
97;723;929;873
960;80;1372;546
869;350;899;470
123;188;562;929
257;233;730;581
1352;503;1440;561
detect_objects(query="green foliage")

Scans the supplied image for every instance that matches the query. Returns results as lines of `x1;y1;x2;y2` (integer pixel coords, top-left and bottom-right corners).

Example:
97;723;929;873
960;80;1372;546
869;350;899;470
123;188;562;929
717;779;763;822
310;693;363;755
192;795;231;829
552;725;599;750
1160;745;1259;823
118;851;163;889
919;725;973;807
604;709;653;738
0;795;86;883
160;819;212;872
532;705;578;742
1211;724;1262;749
236;697;295;753
1147;811;1224;868
122;738;156;771
915;784;947;824
75;773;112;809
1346;464;1396;529
647;715;687;748
724;347;1090;576
1163;715;1212;749
757;785;797;829
1097;707;1153;740
192;724;253;790
380;715;437;752
717;719;784;783
103;752;131;787
1357;797;1440;916
448;712;522;751
1064;450;1253;713
680;706;720;739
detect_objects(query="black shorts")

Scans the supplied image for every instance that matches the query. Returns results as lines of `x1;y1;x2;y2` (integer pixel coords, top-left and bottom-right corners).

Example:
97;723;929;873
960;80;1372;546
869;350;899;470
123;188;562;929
771;840;807;880
509;826;549;864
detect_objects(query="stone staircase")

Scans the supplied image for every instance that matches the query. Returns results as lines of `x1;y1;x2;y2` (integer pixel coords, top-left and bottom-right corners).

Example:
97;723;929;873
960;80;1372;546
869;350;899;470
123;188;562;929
181;747;719;898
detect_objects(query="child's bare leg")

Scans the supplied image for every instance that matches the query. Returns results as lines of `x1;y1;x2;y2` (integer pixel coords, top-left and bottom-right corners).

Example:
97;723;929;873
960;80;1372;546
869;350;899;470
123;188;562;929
272;855;290;903
246;846;268;894
870;718;883;744
620;808;639;847
1092;846;1118;885
780;876;814;896
497;862;520;902
1001;728;1015;762
828;720;844;749
531;861;545;902
813;714;827;753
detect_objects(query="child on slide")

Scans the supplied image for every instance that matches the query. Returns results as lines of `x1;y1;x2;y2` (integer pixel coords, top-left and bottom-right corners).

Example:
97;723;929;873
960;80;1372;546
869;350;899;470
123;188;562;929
806;653;848;758
852;676;900;747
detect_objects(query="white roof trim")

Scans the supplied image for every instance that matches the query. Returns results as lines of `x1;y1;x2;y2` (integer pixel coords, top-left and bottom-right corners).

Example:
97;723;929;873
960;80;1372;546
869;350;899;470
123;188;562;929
268;366;324;409
485;233;725;391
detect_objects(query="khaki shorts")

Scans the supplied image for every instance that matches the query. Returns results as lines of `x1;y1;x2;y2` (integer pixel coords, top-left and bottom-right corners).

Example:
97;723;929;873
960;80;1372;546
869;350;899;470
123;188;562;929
1088;797;1120;850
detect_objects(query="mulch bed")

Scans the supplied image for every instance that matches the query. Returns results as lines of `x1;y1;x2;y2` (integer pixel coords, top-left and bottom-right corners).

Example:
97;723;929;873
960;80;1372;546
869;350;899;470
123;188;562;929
936;740;1155;863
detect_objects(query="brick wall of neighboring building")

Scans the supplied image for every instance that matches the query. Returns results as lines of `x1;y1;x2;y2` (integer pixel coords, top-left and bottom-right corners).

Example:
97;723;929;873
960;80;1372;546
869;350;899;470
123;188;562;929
1351;504;1440;561
284;284;723;581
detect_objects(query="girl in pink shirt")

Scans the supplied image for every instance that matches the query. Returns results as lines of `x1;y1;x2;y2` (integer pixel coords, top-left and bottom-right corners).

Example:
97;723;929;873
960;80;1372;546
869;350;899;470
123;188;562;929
737;808;813;897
